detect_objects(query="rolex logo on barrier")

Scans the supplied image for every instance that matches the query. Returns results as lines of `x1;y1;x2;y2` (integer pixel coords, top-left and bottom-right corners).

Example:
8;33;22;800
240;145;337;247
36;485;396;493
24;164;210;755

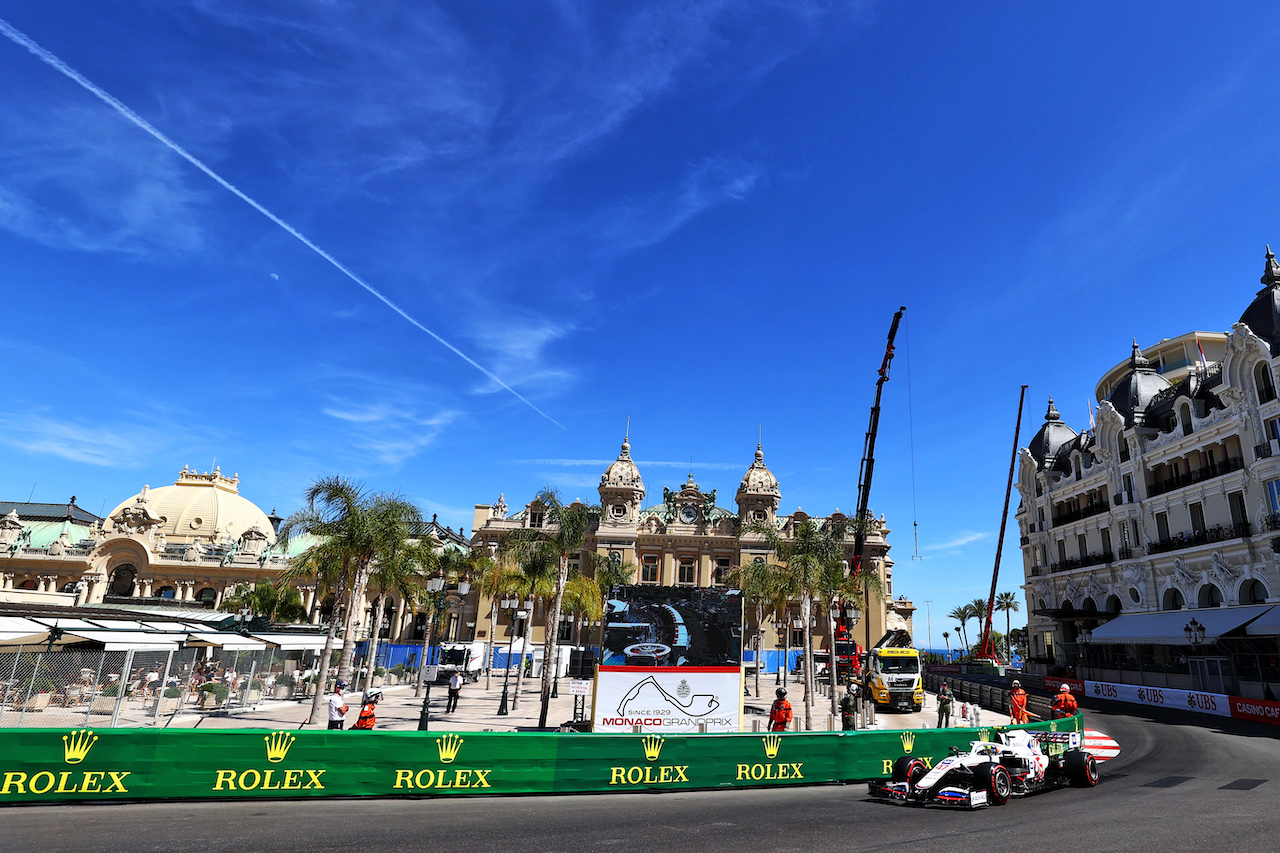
737;733;804;784
608;734;687;787
900;731;914;755
212;732;325;792
1050;720;1058;733
264;731;295;764
393;733;490;791
63;730;98;765
978;729;991;743
642;734;665;762
436;733;463;764
0;730;130;797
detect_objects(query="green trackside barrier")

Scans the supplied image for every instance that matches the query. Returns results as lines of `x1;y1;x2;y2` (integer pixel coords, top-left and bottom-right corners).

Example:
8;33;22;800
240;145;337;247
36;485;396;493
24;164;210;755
0;715;1082;804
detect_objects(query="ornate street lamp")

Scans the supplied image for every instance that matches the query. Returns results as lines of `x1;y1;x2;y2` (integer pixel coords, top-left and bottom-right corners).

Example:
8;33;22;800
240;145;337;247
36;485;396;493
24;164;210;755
1184;618;1205;645
497;595;533;716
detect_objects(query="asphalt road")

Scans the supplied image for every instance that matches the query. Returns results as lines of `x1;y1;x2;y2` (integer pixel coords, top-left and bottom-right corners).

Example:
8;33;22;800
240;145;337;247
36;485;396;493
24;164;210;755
5;701;1279;853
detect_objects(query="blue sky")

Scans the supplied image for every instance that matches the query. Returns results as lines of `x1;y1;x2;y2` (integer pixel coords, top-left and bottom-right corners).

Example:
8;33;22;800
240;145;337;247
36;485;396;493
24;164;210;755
2;2;1279;645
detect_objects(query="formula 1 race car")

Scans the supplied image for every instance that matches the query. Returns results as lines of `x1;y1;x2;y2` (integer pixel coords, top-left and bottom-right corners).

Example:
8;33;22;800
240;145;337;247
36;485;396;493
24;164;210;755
867;729;1099;809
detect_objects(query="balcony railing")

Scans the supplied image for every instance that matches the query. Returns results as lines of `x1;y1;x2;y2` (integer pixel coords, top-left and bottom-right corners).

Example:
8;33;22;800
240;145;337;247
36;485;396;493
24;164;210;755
1146;457;1244;498
1256;443;1274;460
1048;551;1114;573
1052;501;1110;526
1146;522;1252;555
1117;546;1134;560
1263;513;1280;533
1020;535;1030;545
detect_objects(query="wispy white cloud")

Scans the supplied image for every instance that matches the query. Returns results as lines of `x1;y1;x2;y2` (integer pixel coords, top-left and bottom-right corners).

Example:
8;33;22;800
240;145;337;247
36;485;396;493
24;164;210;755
923;530;992;551
0;408;211;468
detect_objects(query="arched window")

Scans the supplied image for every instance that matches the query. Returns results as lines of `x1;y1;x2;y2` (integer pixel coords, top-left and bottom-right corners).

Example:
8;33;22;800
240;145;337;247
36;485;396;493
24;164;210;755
18;578;38;590
1073;455;1082;479
1256;362;1277;404
1162;588;1185;611
1180;403;1193;437
1241;578;1270;604
1198;583;1224;608
1105;594;1123;613
196;587;218;605
1081;597;1098;612
109;565;136;596
156;586;176;599
1037;598;1047;610
1128;587;1141;604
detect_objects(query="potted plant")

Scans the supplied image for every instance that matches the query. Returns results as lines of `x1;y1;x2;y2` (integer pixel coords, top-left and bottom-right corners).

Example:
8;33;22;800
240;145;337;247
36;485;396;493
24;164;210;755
245;679;264;704
153;686;182;716
372;666;386;687
198;682;229;709
389;663;407;685
273;673;295;700
90;682;122;715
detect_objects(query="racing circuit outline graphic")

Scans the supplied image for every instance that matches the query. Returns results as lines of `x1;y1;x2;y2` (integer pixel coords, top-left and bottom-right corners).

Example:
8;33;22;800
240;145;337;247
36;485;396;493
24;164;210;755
617;676;721;718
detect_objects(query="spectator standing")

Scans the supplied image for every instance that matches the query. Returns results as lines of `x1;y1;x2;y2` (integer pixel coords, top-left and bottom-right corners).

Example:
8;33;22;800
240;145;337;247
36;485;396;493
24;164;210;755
446;671;463;713
353;688;382;730
936;684;953;729
1009;680;1029;724
768;688;793;732
1051;683;1079;719
327;681;349;730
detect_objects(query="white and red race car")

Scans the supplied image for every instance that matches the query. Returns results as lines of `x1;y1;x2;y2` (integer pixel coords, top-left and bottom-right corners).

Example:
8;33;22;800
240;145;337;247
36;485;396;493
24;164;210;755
868;729;1100;809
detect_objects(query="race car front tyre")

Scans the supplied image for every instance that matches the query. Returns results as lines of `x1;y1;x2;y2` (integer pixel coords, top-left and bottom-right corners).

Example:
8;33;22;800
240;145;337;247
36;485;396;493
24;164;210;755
1064;749;1099;787
973;763;1012;805
891;756;928;789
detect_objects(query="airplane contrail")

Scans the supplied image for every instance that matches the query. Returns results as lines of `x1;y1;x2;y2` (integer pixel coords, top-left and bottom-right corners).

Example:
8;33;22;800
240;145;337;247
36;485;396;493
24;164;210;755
0;17;563;429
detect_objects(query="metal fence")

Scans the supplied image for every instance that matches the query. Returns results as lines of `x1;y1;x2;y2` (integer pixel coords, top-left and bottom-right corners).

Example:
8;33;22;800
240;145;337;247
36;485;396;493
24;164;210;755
0;646;321;728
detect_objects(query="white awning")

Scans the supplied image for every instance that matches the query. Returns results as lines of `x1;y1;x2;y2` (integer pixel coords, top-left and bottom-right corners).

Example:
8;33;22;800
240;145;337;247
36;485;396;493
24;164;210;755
186;632;268;650
0;616;50;646
1243;606;1280;636
249;632;330;651
1087;605;1274;645
59;630;185;651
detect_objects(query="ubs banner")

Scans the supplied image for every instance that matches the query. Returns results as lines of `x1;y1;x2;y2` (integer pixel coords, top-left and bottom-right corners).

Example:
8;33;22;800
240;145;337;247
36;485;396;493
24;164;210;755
0;715;1075;804
593;666;741;732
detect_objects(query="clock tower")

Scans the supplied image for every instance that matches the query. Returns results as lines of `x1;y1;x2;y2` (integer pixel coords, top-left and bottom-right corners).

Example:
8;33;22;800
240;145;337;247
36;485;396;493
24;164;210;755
598;432;645;527
736;443;781;526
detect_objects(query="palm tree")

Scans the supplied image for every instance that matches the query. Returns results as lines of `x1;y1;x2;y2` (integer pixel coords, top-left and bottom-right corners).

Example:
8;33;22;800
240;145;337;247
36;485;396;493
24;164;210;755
472;552;515;691
947;605;972;653
741;516;851;731
995;591;1021;661
942;630;951;660
499;548;557;711
589;554;636;665
970;598;990;656
278;477;422;725
727;559;775;700
361;538;432;693
496;489;604;729
219;580;306;623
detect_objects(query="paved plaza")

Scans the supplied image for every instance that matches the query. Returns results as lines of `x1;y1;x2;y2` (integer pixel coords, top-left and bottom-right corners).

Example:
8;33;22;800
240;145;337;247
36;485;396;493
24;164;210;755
140;677;961;733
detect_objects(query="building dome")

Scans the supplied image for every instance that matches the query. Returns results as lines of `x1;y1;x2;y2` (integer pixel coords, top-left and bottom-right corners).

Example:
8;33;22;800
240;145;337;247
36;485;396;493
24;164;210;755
737;444;780;498
1105;340;1173;427
107;466;275;545
1027;397;1078;463
1238;245;1280;354
601;436;644;491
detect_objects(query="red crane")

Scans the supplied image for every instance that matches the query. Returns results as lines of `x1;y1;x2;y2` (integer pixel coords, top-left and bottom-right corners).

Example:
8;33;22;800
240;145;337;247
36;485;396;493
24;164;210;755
975;384;1028;663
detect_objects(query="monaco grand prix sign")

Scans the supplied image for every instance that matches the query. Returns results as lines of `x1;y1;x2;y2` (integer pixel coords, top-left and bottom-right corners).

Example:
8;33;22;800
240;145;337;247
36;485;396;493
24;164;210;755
593;666;742;733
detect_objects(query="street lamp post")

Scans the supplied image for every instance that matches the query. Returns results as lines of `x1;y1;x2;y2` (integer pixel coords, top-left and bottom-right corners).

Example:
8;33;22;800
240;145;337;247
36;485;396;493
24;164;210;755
497;595;531;716
1184;618;1205;645
552;611;573;699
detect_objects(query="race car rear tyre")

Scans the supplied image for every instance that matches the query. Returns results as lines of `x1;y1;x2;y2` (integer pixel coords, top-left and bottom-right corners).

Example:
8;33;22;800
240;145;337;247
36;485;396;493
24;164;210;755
1064;749;1099;787
973;763;1012;805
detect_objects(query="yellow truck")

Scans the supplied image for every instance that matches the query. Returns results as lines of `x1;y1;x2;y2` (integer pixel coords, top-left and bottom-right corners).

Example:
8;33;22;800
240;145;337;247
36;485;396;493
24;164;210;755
861;632;923;712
